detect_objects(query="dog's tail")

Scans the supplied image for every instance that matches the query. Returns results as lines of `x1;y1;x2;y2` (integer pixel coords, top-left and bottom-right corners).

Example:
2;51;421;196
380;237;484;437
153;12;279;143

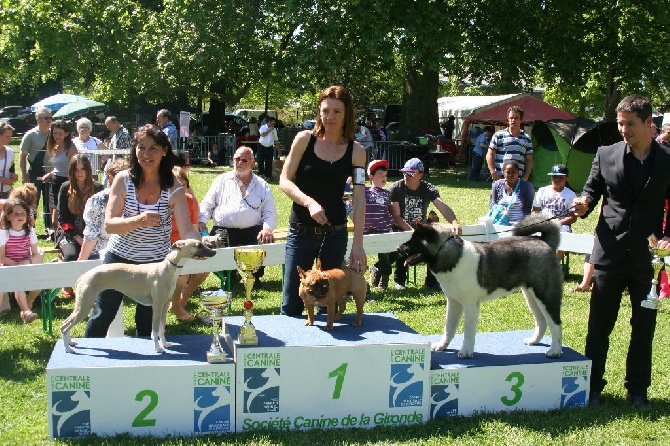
513;211;561;251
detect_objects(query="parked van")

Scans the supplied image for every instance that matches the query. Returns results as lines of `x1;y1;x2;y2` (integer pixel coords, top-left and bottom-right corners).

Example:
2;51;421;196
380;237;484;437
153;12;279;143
233;109;278;122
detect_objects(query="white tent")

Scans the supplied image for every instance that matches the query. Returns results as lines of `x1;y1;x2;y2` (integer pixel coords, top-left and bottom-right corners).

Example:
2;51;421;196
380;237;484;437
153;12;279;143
437;93;523;139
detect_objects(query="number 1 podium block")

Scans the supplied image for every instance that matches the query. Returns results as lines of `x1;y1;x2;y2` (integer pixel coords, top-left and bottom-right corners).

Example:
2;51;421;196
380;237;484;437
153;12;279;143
46;335;236;439
428;331;591;418
224;313;431;432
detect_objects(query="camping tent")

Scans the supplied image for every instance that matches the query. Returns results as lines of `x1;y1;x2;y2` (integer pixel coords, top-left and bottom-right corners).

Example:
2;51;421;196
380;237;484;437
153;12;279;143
530;118;621;192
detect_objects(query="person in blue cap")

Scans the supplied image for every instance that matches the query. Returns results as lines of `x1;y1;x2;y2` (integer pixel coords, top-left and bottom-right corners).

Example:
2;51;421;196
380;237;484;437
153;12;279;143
388;157;461;290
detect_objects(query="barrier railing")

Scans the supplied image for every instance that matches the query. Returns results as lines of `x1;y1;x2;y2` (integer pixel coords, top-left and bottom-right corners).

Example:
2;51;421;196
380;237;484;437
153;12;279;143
0;223;593;294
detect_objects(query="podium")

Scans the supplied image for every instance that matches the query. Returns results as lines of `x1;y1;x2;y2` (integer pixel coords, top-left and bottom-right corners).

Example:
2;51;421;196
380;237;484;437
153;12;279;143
46;314;590;439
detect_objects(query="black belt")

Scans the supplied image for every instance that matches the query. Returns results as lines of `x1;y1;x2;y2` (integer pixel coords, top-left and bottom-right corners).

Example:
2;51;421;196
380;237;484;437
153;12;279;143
290;223;347;235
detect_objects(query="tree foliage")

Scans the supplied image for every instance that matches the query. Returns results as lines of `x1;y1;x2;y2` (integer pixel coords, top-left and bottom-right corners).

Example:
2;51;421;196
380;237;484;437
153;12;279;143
1;0;670;130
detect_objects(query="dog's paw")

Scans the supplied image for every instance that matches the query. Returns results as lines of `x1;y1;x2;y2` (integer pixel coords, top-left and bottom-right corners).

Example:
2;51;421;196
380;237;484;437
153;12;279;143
325;324;334;331
431;341;448;351
545;348;562;358
457;349;474;359
304;320;314;326
155;346;166;353
523;337;541;346
65;345;75;354
162;341;174;348
352;319;362;327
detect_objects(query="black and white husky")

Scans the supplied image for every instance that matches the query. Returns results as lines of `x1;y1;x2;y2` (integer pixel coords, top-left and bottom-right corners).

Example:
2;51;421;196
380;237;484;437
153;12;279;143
397;212;563;359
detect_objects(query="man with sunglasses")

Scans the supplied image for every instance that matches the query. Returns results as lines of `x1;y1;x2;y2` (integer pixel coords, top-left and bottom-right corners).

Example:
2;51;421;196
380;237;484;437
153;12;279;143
19;107;53;234
389;158;461;290
199;146;278;288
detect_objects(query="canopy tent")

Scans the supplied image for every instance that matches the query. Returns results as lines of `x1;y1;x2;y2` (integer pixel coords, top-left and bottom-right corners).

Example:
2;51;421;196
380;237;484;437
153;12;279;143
530;118;621;192
437;93;521;139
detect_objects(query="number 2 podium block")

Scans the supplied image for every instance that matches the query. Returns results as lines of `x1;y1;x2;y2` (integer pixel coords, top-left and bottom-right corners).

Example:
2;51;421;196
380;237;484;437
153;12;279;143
428;331;591;418
46;335;236;439
226;313;431;432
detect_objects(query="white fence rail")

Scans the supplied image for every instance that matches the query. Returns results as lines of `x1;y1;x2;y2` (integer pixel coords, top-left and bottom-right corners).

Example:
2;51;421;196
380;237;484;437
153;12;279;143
0;223;593;294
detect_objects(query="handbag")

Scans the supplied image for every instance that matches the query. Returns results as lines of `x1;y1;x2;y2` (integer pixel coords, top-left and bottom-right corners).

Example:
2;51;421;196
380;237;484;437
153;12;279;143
486;181;520;225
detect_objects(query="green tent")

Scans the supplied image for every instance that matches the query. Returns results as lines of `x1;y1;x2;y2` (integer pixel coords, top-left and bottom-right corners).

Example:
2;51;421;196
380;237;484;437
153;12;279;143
530;118;621;193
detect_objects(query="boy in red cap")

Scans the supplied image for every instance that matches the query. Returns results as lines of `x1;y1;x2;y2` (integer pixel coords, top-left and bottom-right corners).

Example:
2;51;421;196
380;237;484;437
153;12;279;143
364;159;393;291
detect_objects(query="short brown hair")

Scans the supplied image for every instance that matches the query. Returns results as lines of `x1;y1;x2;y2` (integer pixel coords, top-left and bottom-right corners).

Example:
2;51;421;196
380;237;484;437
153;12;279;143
507;105;524;120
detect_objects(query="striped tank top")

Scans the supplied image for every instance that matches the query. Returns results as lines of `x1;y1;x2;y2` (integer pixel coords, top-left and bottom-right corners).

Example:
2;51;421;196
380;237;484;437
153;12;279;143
106;176;177;263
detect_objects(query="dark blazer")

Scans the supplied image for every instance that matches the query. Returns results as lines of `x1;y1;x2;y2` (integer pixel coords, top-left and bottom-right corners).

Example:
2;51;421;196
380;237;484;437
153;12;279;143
581;140;670;266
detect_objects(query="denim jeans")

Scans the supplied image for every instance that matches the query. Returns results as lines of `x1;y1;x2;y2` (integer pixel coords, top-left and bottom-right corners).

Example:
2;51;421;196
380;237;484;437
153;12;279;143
256;145;274;177
281;225;348;316
84;251;153;338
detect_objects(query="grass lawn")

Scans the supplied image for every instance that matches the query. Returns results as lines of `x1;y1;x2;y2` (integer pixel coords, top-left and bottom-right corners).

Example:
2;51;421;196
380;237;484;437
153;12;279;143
1;153;670;445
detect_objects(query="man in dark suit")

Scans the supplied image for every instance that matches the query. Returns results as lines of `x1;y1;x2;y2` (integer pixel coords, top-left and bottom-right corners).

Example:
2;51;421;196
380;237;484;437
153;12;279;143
574;94;670;410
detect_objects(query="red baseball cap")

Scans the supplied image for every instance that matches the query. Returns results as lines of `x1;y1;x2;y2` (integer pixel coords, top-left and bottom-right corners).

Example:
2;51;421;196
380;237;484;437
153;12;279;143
368;159;389;176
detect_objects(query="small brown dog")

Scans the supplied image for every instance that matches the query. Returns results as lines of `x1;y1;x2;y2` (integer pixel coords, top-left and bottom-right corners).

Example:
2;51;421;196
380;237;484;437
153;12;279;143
297;259;367;330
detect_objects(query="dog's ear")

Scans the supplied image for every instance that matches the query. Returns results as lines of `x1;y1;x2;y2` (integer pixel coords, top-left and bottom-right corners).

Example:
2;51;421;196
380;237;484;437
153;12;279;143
297;266;306;279
171;240;183;250
315;258;323;270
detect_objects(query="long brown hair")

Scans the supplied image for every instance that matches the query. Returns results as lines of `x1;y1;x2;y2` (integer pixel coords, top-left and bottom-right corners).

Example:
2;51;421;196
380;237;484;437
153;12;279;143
67;154;96;215
313;85;356;141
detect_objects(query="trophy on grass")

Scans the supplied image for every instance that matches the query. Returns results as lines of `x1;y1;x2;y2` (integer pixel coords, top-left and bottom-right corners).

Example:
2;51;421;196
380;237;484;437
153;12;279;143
234;248;266;345
642;235;670;310
201;290;233;363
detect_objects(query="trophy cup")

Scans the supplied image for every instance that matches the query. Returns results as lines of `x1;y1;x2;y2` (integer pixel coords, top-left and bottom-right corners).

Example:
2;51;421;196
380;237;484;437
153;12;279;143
233;248;266;345
641;242;670;310
201;290;233;363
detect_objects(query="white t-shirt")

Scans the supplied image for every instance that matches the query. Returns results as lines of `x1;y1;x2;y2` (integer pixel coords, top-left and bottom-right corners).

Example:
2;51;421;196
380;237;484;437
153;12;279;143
534;185;576;231
0;147;15;194
73;136;102;174
258;124;277;148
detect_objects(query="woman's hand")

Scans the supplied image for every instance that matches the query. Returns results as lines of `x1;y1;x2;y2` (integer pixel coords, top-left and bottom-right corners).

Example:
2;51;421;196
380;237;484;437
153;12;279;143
307;200;328;225
349;244;366;273
138;211;161;228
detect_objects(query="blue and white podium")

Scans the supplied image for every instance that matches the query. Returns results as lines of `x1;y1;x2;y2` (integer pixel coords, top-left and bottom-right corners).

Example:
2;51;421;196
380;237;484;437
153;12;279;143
46;313;590;439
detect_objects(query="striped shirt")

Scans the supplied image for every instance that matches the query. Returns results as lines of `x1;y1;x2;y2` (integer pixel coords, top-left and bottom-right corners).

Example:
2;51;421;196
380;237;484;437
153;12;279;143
106;176;176;263
489;128;533;177
364;186;393;234
0;228;37;262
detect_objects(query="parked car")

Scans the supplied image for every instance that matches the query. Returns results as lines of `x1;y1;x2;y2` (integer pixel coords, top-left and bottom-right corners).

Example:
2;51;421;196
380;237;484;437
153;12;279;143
301;120;316;130
0;105;25;119
0;112;36;135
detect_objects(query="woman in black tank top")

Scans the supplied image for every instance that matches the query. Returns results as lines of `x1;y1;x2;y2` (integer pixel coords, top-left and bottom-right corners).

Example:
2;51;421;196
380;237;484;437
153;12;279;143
278;86;368;317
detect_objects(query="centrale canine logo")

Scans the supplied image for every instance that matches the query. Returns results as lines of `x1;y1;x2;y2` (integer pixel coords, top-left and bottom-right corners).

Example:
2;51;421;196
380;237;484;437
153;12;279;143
561;365;589;408
193;386;231;433
51;390;91;438
430;371;459;417
243;367;280;413
388;363;424;408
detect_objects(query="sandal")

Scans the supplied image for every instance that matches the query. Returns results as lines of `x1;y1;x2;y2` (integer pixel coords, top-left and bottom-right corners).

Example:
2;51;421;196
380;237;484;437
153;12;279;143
21;311;38;324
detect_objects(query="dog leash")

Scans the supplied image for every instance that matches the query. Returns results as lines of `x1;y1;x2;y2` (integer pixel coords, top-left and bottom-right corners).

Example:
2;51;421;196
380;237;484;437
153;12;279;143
450;211;570;238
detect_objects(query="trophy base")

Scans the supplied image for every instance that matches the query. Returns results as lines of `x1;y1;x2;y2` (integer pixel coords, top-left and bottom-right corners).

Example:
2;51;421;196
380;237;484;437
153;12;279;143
206;351;228;363
238;333;259;345
641;299;660;310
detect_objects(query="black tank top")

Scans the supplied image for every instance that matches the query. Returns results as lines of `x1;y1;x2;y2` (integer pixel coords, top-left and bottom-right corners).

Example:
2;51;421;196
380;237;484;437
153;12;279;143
289;134;353;226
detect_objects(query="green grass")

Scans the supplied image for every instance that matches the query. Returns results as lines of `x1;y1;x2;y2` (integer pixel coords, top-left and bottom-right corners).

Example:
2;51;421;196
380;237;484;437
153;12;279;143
2;160;670;445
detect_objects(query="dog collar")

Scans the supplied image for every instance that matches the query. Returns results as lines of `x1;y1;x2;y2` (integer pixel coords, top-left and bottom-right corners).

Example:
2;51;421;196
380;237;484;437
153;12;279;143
168;259;183;268
435;235;455;257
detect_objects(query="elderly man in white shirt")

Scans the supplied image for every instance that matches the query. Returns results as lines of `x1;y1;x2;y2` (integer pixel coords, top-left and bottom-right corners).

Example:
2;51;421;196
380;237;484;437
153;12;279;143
199;145;278;287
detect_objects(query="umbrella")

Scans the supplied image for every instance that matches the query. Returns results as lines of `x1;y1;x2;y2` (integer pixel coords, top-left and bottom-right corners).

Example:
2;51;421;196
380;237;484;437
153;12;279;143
53;100;106;119
31;93;89;112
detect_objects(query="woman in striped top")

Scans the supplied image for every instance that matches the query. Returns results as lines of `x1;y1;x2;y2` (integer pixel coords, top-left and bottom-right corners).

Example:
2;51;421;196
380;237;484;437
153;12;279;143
84;125;201;338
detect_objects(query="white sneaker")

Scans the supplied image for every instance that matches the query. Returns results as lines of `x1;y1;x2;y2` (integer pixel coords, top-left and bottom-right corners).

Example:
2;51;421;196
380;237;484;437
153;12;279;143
394;282;406;290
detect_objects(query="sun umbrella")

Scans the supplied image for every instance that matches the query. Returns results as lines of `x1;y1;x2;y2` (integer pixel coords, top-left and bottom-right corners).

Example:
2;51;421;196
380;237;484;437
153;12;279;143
31;94;89;112
53;100;106;119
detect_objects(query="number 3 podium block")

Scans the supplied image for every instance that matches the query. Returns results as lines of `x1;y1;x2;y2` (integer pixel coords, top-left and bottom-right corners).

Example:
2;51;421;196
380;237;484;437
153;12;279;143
226;313;431;432
46;335;236;439
428;331;591;418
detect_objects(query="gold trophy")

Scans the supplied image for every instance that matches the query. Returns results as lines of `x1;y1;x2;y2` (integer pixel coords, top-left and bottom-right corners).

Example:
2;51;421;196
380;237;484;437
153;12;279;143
641;243;670;310
201;290;233;363
233;248;266;345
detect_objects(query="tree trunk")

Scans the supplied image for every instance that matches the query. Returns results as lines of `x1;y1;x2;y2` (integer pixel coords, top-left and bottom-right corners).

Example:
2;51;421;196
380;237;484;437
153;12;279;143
401;65;439;134
603;69;620;122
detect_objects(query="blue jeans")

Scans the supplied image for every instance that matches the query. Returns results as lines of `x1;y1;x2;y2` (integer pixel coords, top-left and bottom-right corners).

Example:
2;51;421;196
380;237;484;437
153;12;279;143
84;251;153;338
281;225;348;316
